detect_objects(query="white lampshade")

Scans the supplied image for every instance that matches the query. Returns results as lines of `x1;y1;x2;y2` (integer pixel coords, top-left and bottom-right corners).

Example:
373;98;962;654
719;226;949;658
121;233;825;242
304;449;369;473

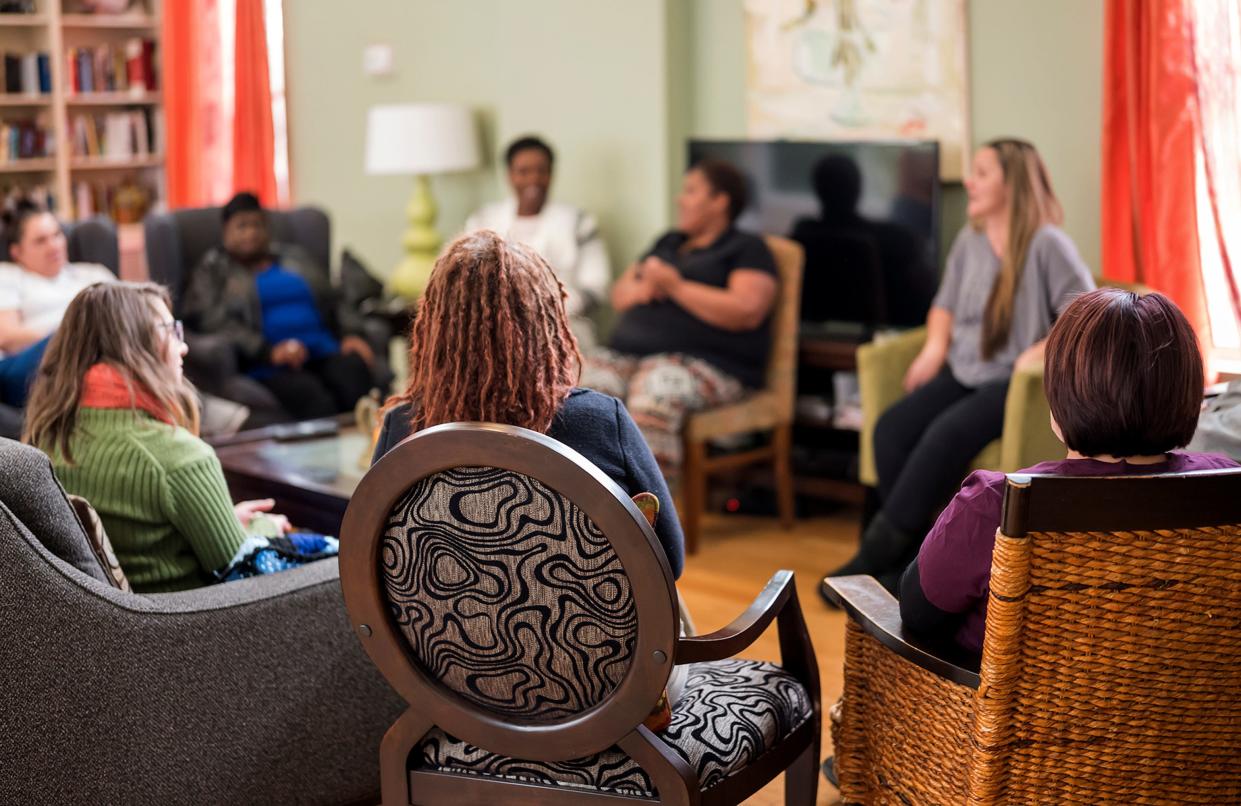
364;103;480;176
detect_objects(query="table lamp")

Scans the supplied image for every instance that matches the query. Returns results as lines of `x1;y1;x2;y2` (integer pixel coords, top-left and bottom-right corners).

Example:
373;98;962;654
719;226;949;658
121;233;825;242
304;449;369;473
365;103;480;299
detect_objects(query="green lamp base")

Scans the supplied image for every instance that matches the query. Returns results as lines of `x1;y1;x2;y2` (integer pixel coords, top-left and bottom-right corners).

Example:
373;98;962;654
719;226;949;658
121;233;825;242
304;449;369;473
388;174;442;300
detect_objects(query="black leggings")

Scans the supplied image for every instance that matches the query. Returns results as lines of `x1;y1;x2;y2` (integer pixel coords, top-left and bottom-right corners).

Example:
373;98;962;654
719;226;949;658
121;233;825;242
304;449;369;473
873;367;1009;535
260;353;374;420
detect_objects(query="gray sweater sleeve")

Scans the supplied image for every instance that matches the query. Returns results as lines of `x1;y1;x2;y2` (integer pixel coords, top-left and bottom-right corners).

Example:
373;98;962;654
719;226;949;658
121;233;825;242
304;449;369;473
1189;381;1241;460
1033;227;1096;315
931;227;970;315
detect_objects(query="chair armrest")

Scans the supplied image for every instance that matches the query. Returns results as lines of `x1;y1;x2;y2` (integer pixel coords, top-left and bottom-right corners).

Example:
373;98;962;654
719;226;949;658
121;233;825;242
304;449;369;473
676;570;794;663
857;327;927;486
823;574;980;688
998;362;1062;472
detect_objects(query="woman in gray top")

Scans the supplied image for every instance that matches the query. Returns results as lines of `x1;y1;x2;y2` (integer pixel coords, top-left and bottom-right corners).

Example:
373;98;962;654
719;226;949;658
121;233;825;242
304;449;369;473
828;139;1095;592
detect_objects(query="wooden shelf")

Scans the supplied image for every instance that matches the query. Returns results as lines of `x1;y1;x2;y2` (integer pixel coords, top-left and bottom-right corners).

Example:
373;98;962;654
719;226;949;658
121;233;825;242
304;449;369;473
66;91;160;106
0;157;55;173
0;94;50;106
60;13;157;30
0;14;47;27
70;155;163;170
0;6;165;218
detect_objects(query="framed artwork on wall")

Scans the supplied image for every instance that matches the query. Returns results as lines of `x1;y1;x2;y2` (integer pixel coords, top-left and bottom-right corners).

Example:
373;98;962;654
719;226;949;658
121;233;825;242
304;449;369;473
745;0;971;181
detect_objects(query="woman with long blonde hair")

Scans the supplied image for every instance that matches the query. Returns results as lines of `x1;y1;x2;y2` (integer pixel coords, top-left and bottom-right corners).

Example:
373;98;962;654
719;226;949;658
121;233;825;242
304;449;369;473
24;281;287;592
827;139;1095;592
371;229;685;578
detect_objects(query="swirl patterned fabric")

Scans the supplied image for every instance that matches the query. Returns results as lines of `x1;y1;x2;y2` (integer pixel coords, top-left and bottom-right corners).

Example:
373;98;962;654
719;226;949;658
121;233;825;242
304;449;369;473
381;467;637;721
416;659;813;797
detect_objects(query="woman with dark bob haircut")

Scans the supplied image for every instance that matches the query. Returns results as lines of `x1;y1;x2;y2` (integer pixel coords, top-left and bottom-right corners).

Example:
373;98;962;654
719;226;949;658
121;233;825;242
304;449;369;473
898;287;1237;654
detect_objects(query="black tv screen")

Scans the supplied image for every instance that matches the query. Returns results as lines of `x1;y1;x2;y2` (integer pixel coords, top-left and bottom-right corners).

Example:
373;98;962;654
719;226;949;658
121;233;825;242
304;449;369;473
687;139;940;330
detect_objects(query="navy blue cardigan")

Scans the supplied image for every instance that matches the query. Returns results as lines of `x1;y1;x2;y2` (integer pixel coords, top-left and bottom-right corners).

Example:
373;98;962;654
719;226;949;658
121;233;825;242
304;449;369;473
371;388;685;578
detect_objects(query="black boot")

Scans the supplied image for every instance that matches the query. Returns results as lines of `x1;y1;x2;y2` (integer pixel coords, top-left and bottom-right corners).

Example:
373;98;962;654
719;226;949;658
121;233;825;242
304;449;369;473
827;511;917;579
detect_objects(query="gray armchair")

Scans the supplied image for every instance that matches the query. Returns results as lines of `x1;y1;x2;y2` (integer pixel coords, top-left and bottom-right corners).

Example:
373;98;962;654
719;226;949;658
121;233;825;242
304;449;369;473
145;206;391;423
0;216;120;440
0;437;404;804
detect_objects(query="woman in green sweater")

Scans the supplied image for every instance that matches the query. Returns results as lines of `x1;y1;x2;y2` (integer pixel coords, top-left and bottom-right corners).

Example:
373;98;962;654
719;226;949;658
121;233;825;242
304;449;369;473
24;281;288;592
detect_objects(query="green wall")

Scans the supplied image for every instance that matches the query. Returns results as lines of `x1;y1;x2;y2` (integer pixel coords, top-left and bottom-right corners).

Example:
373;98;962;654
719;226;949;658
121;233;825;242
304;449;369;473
285;0;676;278
286;0;1103;279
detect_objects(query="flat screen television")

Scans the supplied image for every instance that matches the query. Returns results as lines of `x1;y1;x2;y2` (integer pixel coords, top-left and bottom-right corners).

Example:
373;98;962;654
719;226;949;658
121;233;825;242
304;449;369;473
687;139;941;331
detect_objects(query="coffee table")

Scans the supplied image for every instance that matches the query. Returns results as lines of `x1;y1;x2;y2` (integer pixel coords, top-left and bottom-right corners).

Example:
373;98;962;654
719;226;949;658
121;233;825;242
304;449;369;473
211;417;372;536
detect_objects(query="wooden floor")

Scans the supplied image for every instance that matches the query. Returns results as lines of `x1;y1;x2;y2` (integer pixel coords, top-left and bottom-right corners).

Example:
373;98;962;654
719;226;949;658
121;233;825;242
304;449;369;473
677;508;860;806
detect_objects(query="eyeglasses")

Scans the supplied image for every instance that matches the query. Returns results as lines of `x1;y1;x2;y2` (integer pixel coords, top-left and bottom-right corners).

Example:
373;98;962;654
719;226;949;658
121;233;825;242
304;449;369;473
158;320;185;342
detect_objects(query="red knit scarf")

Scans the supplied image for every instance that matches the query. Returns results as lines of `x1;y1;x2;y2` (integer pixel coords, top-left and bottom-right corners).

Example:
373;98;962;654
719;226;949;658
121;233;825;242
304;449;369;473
79;363;175;424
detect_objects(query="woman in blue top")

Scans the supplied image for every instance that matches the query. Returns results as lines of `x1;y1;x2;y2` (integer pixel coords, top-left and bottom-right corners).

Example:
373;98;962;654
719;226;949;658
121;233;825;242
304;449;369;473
182;192;378;420
372;229;685;578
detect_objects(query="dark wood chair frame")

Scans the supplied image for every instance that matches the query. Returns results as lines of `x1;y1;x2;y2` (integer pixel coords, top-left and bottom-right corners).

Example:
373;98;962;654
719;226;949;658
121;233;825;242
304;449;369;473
824;468;1241;797
681;235;804;555
340;422;822;806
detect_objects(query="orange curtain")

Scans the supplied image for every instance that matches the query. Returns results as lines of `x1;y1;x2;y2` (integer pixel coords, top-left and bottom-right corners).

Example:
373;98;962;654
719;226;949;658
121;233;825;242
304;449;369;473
232;0;277;205
1102;0;1210;349
162;0;205;208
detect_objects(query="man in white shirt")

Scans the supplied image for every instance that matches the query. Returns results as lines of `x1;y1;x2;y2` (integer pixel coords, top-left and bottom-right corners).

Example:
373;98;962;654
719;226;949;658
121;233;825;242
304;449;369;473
0;207;113;405
465;136;611;347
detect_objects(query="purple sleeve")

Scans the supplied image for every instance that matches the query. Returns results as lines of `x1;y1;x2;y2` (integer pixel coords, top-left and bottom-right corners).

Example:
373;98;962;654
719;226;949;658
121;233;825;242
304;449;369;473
915;470;1006;613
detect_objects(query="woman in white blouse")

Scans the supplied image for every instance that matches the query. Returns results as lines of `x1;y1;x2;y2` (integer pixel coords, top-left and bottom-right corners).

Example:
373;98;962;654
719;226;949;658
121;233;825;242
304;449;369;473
465;135;610;347
0;205;113;405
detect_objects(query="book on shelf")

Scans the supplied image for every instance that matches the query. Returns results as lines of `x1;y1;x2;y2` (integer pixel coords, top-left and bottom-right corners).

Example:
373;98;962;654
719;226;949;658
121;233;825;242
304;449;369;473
73;177;156;222
70;109;154;160
0;117;50;162
0;51;49;95
0;183;57;217
67;38;157;96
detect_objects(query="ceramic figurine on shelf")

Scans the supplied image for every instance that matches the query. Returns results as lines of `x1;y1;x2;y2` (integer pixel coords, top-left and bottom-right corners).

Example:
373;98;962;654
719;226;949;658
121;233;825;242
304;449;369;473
110;178;150;224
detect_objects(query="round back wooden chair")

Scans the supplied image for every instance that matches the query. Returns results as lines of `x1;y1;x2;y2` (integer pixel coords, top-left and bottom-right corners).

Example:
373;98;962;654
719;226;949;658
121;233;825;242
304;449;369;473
341;422;821;805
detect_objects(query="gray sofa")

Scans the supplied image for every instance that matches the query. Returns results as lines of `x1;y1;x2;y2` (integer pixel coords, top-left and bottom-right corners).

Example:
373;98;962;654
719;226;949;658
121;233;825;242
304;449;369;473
0;437;405;805
0;216;120;440
145;206;391;424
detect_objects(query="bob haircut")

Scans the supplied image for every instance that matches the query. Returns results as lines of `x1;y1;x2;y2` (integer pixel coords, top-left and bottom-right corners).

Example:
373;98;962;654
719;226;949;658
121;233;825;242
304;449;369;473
1044;287;1202;458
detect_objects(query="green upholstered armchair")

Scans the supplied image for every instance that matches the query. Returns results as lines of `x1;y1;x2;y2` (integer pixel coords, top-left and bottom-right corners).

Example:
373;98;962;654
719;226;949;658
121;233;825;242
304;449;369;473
855;328;1060;487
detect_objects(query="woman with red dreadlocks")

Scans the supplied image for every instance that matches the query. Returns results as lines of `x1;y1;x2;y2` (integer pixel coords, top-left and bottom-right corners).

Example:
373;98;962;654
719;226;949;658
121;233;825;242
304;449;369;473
371;229;685;578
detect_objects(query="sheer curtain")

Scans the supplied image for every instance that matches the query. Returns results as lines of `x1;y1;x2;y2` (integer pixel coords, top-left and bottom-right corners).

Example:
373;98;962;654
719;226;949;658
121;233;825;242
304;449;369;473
163;0;289;208
1191;0;1241;359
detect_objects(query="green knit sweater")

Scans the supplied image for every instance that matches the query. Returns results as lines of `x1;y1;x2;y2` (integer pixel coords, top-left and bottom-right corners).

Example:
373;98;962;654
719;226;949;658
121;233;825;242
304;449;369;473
47;408;248;592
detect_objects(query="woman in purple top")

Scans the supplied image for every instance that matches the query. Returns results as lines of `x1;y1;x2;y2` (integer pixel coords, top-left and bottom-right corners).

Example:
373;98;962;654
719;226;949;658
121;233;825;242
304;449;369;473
900;288;1238;654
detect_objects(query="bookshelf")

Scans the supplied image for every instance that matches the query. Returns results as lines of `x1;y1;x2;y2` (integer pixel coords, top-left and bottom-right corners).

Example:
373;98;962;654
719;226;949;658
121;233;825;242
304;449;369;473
0;0;163;221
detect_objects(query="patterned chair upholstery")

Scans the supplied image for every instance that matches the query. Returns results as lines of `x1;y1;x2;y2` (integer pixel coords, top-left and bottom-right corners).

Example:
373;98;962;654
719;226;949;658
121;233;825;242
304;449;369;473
340;423;822;806
681;235;805;554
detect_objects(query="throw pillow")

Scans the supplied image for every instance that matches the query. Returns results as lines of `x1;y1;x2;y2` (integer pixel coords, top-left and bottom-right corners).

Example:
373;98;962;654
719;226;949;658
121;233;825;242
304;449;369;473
66;494;131;592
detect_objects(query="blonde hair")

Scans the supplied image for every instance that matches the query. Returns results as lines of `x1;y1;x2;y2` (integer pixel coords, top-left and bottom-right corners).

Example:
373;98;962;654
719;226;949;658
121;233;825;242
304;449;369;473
23;281;200;463
978;138;1064;360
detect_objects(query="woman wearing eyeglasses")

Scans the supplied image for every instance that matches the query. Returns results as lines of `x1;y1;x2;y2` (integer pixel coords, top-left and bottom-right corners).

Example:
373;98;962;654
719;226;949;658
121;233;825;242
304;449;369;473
23;281;292;592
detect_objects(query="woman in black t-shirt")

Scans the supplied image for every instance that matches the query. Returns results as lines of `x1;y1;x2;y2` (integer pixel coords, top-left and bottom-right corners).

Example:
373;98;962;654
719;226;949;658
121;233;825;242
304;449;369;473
582;159;778;483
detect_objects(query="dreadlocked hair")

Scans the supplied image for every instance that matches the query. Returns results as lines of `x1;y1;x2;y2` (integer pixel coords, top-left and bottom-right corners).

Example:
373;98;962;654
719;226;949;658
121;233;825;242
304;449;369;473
389;229;581;433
